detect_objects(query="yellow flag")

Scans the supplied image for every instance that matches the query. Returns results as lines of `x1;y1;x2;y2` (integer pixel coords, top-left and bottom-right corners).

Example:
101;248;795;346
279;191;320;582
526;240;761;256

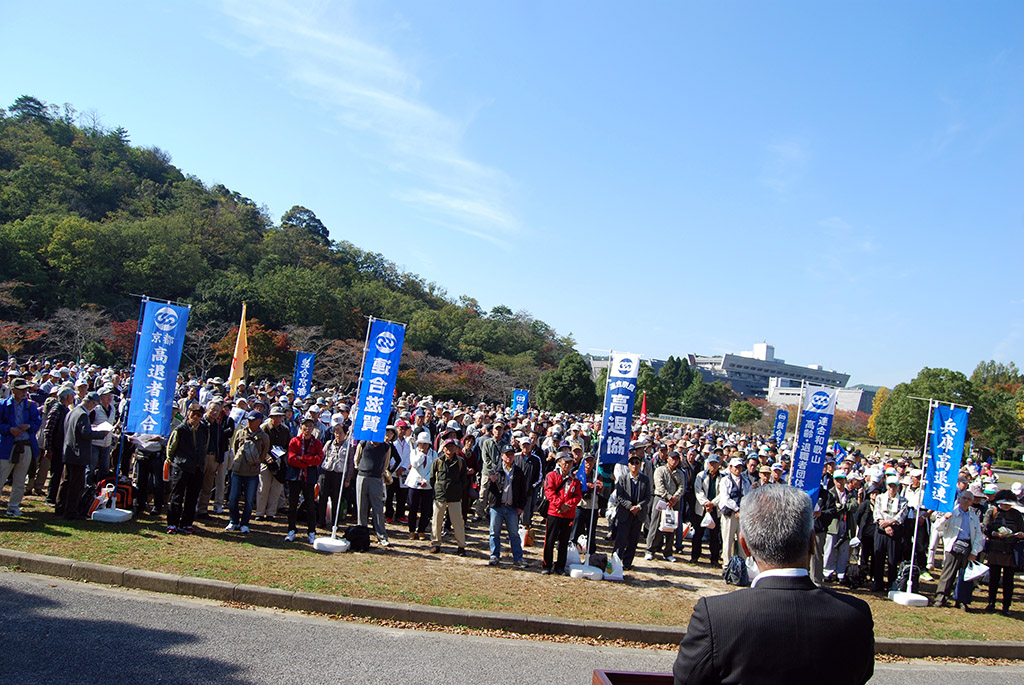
228;302;248;395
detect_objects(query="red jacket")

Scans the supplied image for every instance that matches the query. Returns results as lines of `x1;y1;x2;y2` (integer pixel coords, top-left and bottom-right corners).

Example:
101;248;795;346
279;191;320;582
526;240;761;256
287;436;324;468
545;469;583;519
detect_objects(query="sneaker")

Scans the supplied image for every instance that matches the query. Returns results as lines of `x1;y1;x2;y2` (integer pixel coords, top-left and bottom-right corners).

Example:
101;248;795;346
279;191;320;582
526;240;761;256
225;523;238;532
166;525;177;534
307;532;316;545
181;526;194;535
396;516;408;524
6;507;23;517
644;552;655;561
513;559;528;569
285;530;296;542
540;568;552;575
488;556;499;566
919;571;934;582
456;547;466;556
379;538;390;548
665;555;676;563
213;505;224;515
239;525;250;534
429;545;441;554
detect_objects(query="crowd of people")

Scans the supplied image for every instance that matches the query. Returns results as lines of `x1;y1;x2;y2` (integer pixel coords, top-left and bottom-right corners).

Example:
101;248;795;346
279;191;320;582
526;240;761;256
0;357;1022;614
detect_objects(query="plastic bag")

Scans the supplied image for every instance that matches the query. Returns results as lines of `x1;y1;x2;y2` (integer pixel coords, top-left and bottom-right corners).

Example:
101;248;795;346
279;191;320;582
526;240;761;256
701;511;716;530
963;560;989;583
660;509;679;532
604;551;624;581
567;544;582;567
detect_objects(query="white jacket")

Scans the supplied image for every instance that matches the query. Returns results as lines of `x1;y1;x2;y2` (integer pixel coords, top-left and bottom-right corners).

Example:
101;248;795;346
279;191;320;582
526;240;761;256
934;506;984;556
405;447;436;489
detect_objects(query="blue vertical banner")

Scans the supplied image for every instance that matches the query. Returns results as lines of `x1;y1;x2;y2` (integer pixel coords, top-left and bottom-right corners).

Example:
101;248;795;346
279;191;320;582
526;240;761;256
511;389;529;414
923;405;969;513
126;300;190;435
833;440;849;461
773;409;789;446
293;351;315;399
352;319;405;442
598;353;640;465
790;387;837;505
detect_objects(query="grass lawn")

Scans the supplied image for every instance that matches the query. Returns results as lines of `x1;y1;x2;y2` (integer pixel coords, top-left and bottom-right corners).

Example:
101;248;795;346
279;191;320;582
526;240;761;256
1;494;1022;642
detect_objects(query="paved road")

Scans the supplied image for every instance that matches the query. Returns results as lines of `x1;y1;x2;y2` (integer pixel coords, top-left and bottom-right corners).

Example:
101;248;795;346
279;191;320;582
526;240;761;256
1;572;1022;684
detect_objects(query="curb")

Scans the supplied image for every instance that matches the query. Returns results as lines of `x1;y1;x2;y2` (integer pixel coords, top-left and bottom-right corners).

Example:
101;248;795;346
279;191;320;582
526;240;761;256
1;547;1021;659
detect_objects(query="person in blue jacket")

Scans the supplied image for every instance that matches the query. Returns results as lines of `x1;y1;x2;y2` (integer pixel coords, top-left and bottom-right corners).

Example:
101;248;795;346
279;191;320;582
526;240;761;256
0;378;42;516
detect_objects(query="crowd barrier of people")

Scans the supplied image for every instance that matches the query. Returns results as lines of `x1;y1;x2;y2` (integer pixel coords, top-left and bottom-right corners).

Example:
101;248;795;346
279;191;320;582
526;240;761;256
1;357;1022;615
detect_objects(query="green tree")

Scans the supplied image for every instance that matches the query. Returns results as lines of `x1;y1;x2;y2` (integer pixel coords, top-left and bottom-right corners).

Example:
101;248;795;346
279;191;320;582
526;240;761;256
280;205;330;246
636;362;666;415
970;360;1024;460
874;368;978;447
729;400;762;427
681;375;735;420
536;351;597;413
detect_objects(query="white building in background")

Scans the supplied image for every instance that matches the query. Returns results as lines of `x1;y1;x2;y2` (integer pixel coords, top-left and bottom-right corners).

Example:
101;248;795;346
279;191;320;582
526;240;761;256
687;343;850;399
766;378;876;414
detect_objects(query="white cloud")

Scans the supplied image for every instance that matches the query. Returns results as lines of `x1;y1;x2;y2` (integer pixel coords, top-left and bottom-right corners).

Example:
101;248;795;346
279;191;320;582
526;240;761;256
760;140;808;198
217;0;518;241
819;216;852;232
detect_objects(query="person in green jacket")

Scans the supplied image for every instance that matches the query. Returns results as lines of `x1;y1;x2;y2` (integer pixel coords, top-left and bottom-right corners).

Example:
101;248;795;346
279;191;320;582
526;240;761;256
429;438;466;556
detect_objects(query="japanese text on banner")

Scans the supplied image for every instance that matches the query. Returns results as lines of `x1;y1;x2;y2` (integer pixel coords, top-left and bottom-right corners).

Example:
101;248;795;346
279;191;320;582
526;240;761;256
511;389;529;414
790;388;836;505
352;320;405;442
598;353;640;465
126;301;190;436
773;408;789;446
923;405;969;513
293;351;315;399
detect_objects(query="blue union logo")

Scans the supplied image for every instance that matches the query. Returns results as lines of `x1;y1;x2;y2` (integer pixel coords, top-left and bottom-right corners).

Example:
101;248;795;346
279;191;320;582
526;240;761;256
617;358;634;374
153;306;179;332
810;391;830;411
375;331;398;355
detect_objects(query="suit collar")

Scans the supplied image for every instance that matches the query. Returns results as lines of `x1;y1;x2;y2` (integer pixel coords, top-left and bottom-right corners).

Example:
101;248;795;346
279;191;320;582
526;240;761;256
750;573;817;591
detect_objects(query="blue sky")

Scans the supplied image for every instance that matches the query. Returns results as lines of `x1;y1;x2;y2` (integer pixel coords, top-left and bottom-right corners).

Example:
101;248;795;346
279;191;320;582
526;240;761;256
2;1;1022;388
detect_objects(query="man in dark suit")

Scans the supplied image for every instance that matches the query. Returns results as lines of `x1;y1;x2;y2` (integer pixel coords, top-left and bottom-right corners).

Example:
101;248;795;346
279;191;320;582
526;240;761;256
611;447;651;571
673;484;874;685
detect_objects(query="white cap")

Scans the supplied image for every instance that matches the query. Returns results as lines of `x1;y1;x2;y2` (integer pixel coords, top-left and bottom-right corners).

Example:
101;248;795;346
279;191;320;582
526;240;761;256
416;433;432;444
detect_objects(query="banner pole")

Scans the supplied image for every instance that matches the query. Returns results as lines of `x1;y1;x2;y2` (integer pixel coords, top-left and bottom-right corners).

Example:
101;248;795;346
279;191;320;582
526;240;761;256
351;316;375;434
116;296;150;481
906;398;936;595
587;350;615;559
788;381;805;486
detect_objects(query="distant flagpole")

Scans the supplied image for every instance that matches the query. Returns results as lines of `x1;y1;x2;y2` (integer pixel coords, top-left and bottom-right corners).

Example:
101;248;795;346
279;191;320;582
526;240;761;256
228;302;249;396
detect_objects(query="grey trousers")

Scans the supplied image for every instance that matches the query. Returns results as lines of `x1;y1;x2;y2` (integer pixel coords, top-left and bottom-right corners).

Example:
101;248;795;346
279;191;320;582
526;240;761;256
810;531;827;586
356;474;388;542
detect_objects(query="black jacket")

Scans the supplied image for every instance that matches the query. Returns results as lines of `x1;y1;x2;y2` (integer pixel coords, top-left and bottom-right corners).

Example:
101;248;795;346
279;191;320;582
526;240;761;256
483;462;527;510
673;574;874;685
43;402;70;461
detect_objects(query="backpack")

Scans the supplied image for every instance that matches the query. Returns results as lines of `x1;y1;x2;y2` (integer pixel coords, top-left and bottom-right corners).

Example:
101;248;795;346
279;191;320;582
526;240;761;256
97;476;135;510
722;554;750;586
77;484;98;517
842;563;865;590
344;525;372;552
890;561;921;593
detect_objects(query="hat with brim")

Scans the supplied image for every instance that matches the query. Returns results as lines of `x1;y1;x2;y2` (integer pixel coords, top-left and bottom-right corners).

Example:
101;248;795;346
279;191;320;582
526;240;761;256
416;433;431;444
994;489;1017;504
